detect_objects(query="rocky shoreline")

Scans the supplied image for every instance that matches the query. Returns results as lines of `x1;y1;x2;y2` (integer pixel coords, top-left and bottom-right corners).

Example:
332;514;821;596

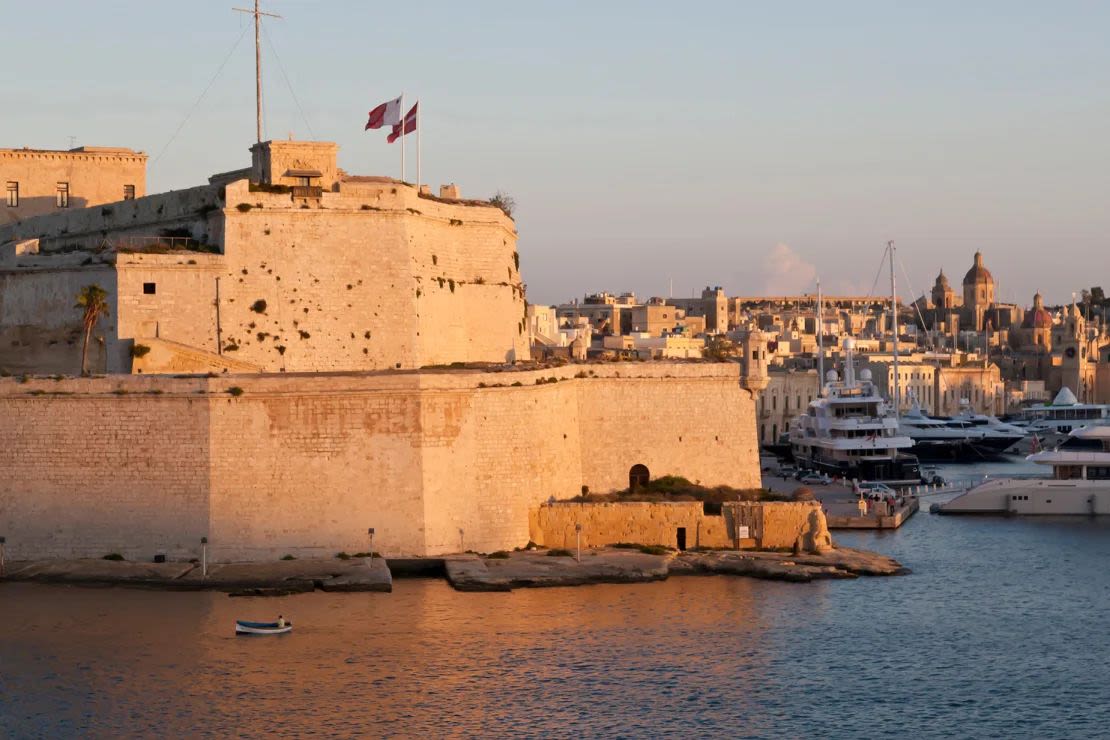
0;546;905;595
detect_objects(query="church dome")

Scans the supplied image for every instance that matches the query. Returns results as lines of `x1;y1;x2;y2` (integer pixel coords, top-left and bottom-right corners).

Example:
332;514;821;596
963;251;994;286
1022;292;1052;329
935;270;950;288
1022;310;1052;329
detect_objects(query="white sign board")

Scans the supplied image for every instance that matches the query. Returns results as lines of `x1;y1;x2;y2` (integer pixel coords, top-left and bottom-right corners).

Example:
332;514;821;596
737;526;750;539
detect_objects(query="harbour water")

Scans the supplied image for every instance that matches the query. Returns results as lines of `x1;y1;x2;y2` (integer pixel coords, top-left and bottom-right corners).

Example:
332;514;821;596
3;462;1109;738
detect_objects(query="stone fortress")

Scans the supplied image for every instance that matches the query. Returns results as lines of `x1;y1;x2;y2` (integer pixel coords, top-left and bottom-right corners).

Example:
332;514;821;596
0;139;766;561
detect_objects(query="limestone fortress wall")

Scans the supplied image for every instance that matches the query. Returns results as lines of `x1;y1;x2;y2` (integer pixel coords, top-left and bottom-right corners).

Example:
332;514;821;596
0;363;759;561
0;138;765;563
0;144;528;375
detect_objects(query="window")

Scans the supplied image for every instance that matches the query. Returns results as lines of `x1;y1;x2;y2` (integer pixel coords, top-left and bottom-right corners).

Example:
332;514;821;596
56;182;69;208
143;282;156;295
297;176;311;187
124;184;135;200
5;181;17;207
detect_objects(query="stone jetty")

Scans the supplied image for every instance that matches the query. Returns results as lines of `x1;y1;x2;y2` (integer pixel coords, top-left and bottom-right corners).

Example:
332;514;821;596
1;546;905;595
1;556;392;594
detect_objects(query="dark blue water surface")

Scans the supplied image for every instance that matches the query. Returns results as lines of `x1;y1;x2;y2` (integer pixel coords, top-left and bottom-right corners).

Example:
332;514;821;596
3;495;1110;737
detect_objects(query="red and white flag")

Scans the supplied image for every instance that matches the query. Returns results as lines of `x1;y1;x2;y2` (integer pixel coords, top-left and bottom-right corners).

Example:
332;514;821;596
365;96;402;130
387;102;418;143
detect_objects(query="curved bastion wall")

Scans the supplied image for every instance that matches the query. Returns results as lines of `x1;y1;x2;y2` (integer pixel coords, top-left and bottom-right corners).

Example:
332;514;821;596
0;363;760;561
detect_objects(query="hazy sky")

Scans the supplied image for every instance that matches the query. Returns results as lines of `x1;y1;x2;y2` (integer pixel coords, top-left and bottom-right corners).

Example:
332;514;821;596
4;1;1107;306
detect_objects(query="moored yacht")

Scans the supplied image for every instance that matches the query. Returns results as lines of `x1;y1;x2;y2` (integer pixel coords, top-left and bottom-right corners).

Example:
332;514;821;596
946;408;1025;454
898;404;984;461
935;426;1110;515
1017;387;1110;439
789;338;921;485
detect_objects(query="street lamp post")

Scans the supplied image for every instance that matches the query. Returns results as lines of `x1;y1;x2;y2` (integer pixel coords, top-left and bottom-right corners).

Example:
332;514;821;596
368;528;375;564
201;537;208;578
0;536;6;576
574;523;582;563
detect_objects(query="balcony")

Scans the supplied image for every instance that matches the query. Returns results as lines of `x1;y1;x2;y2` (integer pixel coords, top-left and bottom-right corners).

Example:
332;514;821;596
292;185;323;198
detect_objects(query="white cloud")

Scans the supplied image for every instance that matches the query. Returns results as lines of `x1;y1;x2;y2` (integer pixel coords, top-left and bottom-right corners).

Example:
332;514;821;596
762;243;817;295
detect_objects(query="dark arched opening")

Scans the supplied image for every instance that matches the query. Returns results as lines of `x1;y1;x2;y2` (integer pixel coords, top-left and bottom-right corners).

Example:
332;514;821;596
629;464;650;490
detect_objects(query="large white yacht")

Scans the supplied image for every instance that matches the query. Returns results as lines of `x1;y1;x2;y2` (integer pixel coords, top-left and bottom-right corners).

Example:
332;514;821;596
934;426;1110;515
1017;387;1110;439
789;338;921;485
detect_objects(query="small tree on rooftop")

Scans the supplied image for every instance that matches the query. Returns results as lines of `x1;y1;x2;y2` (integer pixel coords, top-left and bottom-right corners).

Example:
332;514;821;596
489;191;516;218
75;284;109;376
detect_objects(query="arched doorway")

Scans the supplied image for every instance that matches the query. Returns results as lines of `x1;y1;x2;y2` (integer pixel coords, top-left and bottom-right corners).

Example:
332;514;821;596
629;464;650;490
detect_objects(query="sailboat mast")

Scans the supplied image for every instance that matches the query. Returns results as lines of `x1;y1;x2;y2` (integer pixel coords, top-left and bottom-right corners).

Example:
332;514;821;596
889;241;899;417
817;279;824;394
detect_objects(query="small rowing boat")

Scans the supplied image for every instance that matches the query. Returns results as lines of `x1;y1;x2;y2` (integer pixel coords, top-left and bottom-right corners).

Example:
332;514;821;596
235;619;292;635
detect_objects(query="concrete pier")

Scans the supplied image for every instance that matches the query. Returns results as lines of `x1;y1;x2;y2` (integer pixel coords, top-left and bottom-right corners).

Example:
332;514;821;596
825;497;920;530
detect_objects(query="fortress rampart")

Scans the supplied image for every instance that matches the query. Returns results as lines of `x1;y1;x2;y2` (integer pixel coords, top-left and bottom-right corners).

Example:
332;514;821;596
0;362;759;561
1;150;527;375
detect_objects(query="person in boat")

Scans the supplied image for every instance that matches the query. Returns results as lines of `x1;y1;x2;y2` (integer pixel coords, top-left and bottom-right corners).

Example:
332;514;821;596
277;615;286;628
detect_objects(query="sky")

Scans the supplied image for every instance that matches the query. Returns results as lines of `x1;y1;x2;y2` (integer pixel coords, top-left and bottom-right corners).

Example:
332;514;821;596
3;1;1108;306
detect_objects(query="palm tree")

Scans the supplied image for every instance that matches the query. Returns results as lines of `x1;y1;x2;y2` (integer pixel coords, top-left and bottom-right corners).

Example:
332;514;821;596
75;284;110;376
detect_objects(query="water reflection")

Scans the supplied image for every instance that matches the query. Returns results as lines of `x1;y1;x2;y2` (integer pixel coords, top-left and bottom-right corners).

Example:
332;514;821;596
3;508;1110;738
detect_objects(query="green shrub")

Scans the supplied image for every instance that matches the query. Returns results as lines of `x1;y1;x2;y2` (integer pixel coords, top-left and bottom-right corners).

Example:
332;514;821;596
227;386;244;397
131;343;151;358
547;549;574;557
486;551;511;559
335;552;351;560
102;553;125;561
280;554;296;561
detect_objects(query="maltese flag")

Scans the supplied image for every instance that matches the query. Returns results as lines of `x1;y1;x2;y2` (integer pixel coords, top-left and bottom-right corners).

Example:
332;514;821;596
387;103;418;143
365;95;402;130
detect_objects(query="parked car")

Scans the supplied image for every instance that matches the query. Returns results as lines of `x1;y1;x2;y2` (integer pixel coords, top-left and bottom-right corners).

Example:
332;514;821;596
798;472;831;486
858;481;896;496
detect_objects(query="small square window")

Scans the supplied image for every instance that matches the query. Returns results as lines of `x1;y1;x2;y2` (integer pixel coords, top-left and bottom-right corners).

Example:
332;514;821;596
143;282;156;295
124;185;135;200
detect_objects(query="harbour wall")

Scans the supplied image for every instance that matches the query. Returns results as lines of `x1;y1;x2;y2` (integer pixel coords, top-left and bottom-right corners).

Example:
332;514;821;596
532;501;829;551
0;362;760;561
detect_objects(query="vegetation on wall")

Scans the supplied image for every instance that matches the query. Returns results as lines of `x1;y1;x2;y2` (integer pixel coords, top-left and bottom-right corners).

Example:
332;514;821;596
75;284;109;377
489;191;516;217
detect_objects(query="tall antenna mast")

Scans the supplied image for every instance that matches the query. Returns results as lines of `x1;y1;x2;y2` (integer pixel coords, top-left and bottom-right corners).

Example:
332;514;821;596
889;241;900;417
816;278;824;395
234;0;282;143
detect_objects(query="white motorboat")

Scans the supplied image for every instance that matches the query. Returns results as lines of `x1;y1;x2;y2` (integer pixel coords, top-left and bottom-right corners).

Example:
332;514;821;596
945;408;1025;454
898;404;983;461
934;426;1110;515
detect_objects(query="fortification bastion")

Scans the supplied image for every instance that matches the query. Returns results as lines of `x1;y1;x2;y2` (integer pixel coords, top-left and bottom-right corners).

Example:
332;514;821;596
0;139;764;563
0;362;760;560
0;140;528;375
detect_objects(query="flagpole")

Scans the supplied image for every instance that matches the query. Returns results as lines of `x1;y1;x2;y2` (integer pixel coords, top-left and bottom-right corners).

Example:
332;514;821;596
416;101;421;191
400;91;406;183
